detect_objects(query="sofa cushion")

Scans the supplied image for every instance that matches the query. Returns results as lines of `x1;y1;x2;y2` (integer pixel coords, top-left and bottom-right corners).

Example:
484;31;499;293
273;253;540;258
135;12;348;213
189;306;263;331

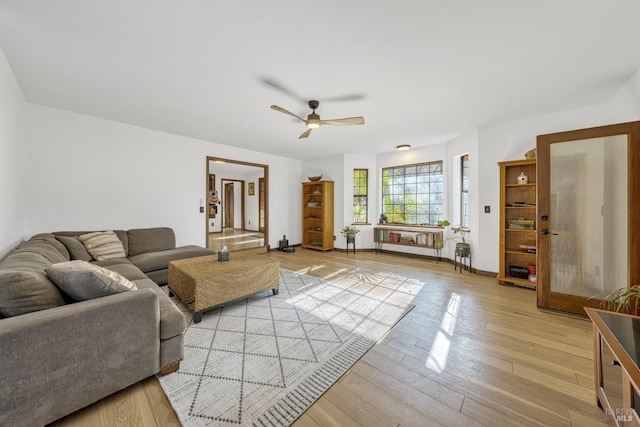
128;245;214;274
78;231;126;261
56;235;93;261
92;257;134;269
46;261;137;301
0;251;54;273
20;233;70;262
0;270;67;317
99;262;148;281
127;227;175;257
133;277;186;339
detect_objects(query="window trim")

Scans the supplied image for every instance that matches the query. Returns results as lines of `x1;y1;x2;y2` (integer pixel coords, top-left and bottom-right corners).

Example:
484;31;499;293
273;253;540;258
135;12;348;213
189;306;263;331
460;154;469;229
352;168;368;224
381;161;444;226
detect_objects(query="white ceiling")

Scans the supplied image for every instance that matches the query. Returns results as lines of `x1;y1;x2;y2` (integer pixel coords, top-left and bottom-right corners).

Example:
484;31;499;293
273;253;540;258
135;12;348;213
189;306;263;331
1;1;639;160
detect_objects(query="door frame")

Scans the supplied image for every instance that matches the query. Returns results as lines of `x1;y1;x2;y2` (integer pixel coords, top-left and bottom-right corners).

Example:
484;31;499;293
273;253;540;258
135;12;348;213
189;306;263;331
206;156;269;249
222;179;244;230
536;121;640;315
258;177;265;233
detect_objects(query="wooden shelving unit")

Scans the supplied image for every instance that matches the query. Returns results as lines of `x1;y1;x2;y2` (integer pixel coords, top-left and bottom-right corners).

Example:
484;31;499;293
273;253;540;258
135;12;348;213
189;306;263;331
374;226;444;258
302;181;334;252
497;159;537;288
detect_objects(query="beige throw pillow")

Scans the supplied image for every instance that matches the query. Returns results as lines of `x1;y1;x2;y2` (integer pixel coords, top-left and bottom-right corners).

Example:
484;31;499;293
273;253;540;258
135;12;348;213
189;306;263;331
78;230;126;261
46;260;137;301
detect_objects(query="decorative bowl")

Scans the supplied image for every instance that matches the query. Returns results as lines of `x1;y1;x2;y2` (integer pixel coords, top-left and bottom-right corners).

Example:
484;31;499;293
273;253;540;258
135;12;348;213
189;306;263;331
308;175;322;181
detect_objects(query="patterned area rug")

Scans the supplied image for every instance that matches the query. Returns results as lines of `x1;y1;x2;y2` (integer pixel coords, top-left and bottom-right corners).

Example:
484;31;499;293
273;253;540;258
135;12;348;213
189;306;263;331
159;268;414;426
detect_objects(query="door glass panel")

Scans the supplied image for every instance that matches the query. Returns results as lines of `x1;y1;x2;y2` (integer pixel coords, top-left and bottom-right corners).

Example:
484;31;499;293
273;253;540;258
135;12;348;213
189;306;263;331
549;135;627;297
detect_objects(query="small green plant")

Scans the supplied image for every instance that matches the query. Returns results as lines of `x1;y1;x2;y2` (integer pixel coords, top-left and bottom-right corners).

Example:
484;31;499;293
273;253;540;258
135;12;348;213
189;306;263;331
441;220;469;244
340;225;360;237
600;285;640;314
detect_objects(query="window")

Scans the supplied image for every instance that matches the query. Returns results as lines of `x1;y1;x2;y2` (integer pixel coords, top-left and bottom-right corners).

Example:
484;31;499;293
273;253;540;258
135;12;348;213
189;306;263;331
353;169;368;223
382;161;443;225
461;155;469;228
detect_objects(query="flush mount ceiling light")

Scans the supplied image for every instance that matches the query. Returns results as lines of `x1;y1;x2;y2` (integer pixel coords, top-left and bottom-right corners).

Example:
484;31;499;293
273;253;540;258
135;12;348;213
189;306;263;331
396;144;411;151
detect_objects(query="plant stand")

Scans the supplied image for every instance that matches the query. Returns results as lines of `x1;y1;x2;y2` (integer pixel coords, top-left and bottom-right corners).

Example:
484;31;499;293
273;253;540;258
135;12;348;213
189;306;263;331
346;235;356;254
454;243;472;273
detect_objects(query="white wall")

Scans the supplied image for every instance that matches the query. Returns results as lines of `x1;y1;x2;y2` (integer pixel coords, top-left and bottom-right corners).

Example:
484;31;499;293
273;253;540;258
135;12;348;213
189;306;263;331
25;104;303;249
7;47;640;270
0;46;27;257
611;67;640;123
475;102;612;272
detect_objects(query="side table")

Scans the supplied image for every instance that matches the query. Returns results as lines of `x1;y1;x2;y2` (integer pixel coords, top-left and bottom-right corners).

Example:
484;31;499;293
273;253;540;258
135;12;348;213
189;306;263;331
585;307;640;426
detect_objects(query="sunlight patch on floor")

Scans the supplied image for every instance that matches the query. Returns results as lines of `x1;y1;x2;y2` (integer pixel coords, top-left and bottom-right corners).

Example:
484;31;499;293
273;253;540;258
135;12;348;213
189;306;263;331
296;264;326;275
426;292;461;373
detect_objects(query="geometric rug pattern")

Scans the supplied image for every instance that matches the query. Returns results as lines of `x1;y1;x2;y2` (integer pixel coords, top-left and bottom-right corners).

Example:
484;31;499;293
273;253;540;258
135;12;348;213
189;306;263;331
158;268;415;426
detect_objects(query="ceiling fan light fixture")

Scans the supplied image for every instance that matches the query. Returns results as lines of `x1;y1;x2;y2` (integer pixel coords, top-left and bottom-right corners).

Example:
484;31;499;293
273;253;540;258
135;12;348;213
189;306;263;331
396;144;411;151
307;119;321;129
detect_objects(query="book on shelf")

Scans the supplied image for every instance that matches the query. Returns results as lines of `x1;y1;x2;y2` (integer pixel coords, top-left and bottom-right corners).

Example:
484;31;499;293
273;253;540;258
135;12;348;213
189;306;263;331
415;233;436;246
507;202;536;207
518;244;537;254
507;219;535;229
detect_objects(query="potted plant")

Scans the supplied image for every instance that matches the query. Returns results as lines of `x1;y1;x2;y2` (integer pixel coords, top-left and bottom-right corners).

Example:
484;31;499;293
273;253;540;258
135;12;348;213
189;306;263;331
441;220;471;257
600;285;640;315
340;225;360;242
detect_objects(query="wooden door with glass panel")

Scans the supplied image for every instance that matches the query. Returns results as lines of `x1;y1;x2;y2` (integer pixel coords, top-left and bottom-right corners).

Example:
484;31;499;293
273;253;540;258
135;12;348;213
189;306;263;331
536;121;640;316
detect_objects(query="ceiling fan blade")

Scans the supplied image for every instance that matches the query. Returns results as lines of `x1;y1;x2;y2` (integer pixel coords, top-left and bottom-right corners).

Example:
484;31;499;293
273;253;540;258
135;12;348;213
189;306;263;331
319;117;365;126
271;105;305;122
262;78;307;104
322;94;367;102
299;129;312;139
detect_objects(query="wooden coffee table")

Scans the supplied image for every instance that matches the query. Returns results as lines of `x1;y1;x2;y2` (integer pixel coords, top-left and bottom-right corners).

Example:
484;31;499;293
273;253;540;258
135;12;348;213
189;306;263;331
167;253;280;323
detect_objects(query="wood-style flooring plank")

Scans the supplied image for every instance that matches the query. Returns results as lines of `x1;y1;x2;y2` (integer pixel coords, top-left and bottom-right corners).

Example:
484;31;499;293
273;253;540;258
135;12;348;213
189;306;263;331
48;249;610;427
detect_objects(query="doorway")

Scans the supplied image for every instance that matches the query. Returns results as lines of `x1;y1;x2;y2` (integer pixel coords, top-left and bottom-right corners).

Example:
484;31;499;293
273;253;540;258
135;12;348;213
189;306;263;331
221;179;244;230
536;121;640;316
259;177;265;233
206;157;269;253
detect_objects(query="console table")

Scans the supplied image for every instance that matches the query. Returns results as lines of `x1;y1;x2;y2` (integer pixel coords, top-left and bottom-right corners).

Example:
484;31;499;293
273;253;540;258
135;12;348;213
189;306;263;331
373;226;443;259
585;307;640;426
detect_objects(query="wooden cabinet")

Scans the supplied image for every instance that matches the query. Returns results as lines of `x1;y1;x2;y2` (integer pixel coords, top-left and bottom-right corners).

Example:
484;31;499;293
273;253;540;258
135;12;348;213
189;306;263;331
302;181;334;251
497;159;537;287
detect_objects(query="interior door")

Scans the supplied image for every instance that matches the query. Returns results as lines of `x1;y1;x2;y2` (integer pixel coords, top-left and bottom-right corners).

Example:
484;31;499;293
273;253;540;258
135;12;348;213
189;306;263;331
537;121;640;316
259;177;265;232
224;183;234;229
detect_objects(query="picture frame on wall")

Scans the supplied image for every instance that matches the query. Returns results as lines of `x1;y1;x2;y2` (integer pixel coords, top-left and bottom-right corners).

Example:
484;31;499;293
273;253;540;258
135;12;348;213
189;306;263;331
248;182;255;196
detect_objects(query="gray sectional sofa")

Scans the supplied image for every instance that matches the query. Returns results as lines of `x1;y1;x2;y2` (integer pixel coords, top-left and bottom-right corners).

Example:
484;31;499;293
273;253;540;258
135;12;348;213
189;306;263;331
0;227;213;427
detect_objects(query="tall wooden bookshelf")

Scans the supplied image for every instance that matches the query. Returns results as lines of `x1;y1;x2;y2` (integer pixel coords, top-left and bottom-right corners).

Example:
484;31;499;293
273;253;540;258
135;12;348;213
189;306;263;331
497;159;537;288
302;181;334;251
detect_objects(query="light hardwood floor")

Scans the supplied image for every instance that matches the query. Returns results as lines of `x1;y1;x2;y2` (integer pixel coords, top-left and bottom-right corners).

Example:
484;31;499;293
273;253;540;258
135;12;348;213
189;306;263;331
208;228;265;253
49;249;610;427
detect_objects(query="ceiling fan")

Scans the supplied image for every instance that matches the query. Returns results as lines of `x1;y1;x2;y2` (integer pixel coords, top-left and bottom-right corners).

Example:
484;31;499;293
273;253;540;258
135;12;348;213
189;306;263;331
270;100;364;139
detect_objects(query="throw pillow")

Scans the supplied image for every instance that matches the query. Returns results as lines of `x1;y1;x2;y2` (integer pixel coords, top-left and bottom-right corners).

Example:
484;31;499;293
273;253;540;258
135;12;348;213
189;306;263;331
78;231;126;261
46;260;137;301
55;235;94;261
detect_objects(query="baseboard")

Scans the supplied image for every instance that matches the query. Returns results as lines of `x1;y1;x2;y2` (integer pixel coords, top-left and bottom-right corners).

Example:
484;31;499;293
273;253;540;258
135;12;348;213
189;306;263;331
333;247;497;277
269;245;498;277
